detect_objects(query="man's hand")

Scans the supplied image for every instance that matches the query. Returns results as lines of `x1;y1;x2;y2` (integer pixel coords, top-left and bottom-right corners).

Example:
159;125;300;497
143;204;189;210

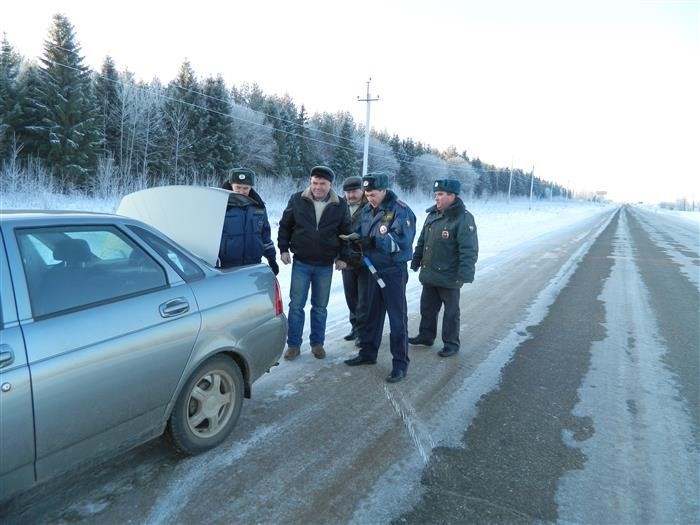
335;260;348;271
359;237;374;250
280;252;291;265
410;260;420;272
339;233;360;241
267;257;280;275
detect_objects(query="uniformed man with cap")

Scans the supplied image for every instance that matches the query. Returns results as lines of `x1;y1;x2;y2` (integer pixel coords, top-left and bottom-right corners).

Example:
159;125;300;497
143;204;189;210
343;172;416;383
409;179;478;357
218;167;279;275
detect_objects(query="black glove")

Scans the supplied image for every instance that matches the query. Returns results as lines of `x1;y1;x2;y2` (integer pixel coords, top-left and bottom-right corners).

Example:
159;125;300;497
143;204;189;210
267;258;280;275
359;237;375;250
410;260;420;272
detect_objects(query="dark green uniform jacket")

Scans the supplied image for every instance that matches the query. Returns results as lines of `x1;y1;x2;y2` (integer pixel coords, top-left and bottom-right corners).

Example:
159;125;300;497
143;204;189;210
411;197;478;288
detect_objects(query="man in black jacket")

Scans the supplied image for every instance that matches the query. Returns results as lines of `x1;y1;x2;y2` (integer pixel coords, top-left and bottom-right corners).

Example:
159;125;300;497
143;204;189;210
409;179;478;357
278;166;351;361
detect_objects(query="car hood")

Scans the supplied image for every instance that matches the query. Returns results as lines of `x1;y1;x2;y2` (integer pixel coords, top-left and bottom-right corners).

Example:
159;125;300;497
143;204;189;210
117;185;230;266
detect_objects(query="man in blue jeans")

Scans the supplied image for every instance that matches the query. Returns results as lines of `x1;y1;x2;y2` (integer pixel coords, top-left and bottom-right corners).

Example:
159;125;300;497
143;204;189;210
278;166;351;360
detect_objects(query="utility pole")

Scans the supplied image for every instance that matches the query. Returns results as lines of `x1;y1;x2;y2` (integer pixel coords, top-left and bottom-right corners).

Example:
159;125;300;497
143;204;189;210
357;78;379;177
529;164;535;210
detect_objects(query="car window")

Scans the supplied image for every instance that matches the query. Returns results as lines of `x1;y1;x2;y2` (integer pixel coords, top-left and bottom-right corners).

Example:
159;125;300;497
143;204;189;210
16;226;168;318
129;225;204;282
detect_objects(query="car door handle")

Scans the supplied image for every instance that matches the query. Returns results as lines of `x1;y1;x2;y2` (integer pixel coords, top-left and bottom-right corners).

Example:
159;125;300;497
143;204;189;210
0;350;14;368
159;298;190;318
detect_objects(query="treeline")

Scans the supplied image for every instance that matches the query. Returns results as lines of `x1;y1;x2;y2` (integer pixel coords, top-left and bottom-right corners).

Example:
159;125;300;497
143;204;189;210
0;14;567;199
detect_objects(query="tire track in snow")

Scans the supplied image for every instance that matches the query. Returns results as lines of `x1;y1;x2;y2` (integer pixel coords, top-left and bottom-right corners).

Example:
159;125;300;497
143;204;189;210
383;384;436;465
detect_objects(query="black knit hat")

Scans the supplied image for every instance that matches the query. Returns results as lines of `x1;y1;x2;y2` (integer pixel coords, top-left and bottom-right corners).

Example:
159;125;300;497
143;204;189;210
229;167;255;186
433;179;461;195
342;176;363;191
362;172;389;191
310;165;335;182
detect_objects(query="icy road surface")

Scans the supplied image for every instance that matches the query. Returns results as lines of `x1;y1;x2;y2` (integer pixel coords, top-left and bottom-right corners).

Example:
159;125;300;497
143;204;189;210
2;202;698;524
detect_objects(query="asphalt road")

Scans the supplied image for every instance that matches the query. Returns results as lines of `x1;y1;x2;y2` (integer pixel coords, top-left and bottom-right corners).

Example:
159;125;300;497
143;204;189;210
2;205;698;524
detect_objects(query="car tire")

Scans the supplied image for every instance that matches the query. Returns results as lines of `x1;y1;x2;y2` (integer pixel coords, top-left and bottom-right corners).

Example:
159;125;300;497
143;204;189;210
167;355;243;455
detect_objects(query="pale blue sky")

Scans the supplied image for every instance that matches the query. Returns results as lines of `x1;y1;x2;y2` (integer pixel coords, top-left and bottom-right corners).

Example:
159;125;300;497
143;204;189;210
2;0;698;202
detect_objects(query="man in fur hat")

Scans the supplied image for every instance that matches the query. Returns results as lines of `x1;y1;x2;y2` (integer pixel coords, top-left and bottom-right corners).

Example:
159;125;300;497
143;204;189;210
409;179;479;357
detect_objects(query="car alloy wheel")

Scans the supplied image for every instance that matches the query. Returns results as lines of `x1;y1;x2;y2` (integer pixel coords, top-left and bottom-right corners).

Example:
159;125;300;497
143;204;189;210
168;355;243;455
186;369;235;438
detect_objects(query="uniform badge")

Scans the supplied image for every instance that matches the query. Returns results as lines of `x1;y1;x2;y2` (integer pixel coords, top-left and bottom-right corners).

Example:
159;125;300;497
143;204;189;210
383;212;394;221
442;230;450;239
379;225;388;235
468;225;475;232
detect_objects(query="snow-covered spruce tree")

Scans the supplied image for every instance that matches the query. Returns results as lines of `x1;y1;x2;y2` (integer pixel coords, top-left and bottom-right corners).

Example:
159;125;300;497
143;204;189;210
10;62;45;166
307;111;337;166
94;55;121;161
261;99;284;178
391;135;420;191
200;75;237;181
0;34;23;164
263;94;298;179
329;113;358;181
161;60;205;183
287;104;313;180
232;81;267;112
36;14;99;189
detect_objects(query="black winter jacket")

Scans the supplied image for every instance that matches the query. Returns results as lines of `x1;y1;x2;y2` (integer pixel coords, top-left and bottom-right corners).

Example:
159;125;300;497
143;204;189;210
277;187;351;266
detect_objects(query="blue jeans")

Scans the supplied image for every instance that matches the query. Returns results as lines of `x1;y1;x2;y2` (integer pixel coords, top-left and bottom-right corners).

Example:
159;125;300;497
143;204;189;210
287;260;333;348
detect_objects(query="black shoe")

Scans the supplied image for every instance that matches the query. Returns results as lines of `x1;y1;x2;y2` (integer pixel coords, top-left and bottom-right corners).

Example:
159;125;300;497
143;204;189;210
386;370;406;383
408;336;433;347
344;355;377;366
438;347;459;357
343;331;356;341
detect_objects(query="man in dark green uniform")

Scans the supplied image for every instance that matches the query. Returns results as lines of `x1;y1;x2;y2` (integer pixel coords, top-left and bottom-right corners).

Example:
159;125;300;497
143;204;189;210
409;179;478;357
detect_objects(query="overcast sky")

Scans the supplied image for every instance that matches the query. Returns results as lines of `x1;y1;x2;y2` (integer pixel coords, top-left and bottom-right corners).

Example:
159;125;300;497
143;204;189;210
2;0;698;203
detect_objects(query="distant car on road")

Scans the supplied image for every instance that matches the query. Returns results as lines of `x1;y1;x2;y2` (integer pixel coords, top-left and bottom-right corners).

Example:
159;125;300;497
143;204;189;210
0;208;286;501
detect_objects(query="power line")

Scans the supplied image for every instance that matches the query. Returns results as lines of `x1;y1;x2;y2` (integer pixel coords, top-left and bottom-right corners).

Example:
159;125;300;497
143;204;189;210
17;42;550;182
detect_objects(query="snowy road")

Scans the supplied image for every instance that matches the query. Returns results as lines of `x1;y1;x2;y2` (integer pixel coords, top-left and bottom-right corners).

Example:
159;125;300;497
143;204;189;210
2;204;698;524
399;206;699;523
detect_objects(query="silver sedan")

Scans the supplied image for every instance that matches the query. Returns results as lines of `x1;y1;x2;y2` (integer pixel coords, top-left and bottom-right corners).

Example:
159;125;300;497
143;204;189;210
0;209;286;501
